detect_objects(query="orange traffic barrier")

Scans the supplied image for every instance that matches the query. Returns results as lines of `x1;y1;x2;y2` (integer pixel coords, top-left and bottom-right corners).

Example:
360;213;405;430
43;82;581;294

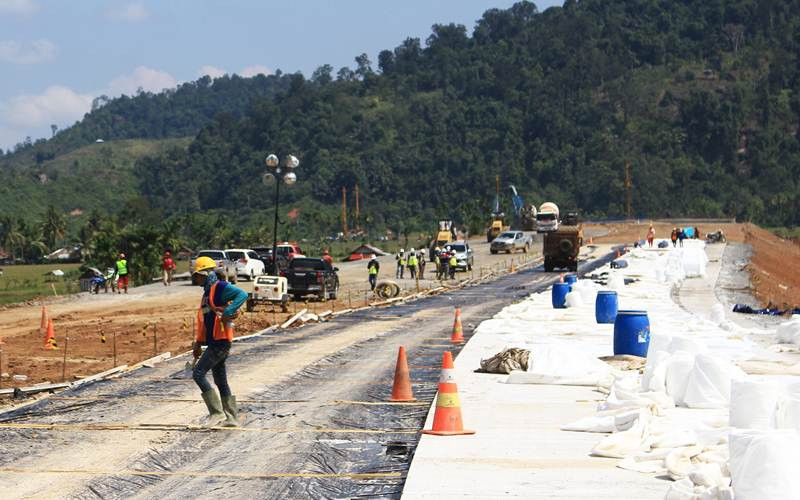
389;346;416;402
450;308;464;344
43;318;57;349
40;306;48;334
423;351;475;436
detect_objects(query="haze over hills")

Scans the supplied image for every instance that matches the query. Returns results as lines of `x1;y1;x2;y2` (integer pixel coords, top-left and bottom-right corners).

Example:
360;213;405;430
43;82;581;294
1;0;798;254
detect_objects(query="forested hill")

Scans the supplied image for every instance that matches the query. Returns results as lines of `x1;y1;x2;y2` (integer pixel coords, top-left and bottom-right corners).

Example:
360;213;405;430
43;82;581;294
1;73;291;167
6;0;800;236
138;0;800;229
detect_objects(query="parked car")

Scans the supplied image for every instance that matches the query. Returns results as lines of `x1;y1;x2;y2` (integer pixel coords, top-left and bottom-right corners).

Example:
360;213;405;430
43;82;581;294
490;231;532;254
190;250;238;284
252;244;305;274
225;248;266;281
282;257;339;301
446;241;474;271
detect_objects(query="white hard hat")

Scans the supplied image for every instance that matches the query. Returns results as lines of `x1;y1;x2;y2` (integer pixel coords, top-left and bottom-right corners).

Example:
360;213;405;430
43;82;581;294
399;248;404;252
410;248;415;252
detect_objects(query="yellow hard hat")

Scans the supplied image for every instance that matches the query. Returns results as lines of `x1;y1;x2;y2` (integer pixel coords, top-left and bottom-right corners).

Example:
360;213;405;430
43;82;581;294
193;256;216;274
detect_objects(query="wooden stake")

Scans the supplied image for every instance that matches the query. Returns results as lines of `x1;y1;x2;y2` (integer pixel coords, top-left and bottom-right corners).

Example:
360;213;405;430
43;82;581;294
153;322;158;357
0;348;3;389
113;330;117;367
348;290;352;308
61;336;69;382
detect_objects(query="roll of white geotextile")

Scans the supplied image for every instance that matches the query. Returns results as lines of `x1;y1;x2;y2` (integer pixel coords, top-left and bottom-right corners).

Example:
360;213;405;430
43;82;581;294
776;319;800;345
775;382;800;432
730;379;780;429
729;429;800;500
682;354;745;409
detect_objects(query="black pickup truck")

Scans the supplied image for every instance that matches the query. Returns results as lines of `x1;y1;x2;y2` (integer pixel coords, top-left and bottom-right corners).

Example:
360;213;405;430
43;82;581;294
283;257;339;301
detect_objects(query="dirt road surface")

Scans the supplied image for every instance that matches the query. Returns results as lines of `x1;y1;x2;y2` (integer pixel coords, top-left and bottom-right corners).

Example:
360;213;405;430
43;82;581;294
0;244;611;499
0;238;540;388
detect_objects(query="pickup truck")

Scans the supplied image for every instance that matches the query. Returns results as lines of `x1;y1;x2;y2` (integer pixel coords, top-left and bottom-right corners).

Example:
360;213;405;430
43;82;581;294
282;257;339;301
490;231;532;254
190;250;238;284
252;243;305;274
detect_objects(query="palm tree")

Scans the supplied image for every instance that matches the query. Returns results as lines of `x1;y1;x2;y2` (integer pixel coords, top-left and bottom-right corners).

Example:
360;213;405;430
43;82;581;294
41;205;66;251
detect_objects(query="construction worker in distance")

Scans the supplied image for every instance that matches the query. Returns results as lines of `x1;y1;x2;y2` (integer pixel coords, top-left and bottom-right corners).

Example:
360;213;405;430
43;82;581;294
418;250;426;279
162;251;177;286
395;249;405;279
438;250;449;280
434;246;441;278
191;257;248;427
367;254;380;291
407;248;418;279
322;249;334;265
115;253;129;294
448;252;458;280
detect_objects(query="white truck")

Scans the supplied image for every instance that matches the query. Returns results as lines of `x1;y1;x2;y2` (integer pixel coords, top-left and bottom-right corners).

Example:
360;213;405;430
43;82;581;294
536;202;560;233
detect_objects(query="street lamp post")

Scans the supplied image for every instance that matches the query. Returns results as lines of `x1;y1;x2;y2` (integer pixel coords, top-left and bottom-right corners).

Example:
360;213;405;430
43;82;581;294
263;154;299;275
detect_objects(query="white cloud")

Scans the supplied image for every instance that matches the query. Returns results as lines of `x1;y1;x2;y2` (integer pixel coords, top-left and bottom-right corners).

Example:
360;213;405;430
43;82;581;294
239;64;271;78
0;39;56;64
109;3;148;22
0;0;38;15
107;66;177;96
3;86;92;128
199;65;226;79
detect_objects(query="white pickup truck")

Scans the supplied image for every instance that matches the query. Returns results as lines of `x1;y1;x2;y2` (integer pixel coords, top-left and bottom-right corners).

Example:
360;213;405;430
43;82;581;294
490;231;532;254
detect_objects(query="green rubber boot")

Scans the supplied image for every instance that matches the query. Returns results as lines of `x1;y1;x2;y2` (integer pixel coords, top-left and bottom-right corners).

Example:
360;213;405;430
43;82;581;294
221;395;239;427
201;389;226;427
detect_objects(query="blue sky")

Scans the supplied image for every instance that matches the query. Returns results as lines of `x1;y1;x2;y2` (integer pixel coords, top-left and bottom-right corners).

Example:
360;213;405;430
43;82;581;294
0;0;562;150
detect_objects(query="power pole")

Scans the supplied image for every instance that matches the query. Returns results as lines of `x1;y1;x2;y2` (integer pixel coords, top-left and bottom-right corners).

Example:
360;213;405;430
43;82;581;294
625;160;633;218
342;187;348;238
355;184;360;233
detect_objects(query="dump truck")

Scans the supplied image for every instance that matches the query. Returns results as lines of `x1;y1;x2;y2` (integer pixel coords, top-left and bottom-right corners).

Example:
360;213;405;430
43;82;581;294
536;202;560;233
542;219;582;272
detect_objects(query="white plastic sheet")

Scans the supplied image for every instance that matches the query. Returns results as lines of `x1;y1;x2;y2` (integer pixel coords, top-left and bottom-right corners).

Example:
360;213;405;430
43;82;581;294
682;354;745;409
505;345;614;387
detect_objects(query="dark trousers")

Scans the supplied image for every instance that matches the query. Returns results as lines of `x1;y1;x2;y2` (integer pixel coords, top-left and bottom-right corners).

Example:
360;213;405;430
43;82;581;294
409;265;416;279
369;274;377;290
193;342;232;397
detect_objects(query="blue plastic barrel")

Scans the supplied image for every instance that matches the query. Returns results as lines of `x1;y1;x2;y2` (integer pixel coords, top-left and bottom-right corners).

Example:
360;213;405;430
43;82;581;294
595;291;618;324
613;310;650;356
564;274;578;284
552;282;571;309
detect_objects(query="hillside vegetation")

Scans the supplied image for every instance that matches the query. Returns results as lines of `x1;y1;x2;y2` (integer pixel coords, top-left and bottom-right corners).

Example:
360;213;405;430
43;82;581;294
1;0;798;282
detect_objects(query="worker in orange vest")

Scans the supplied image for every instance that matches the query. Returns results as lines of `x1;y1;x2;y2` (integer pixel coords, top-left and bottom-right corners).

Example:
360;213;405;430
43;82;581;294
192;257;247;427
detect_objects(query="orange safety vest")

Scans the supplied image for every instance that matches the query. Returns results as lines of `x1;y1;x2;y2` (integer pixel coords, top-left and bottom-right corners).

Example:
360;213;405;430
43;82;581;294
194;282;234;343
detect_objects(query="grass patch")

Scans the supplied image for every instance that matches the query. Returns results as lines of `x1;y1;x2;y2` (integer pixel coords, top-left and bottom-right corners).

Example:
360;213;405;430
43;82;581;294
767;227;800;240
0;263;82;305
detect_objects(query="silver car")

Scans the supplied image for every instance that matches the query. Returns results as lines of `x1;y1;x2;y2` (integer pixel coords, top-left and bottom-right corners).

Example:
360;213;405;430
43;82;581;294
447;241;473;271
190;250;238;284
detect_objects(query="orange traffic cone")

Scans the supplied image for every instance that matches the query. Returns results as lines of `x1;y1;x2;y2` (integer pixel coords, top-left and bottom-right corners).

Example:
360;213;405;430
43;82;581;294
39;306;48;334
43;318;57;349
389;346;416;402
559;273;565;283
423;351;475;436
450;308;464;344
588;236;593;244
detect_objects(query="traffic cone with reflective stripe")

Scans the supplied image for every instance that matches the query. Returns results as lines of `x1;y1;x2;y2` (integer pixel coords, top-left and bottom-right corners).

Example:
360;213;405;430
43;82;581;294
43;318;57;349
450;308;464;344
559;273;565;283
422;351;475;436
388;346;416;402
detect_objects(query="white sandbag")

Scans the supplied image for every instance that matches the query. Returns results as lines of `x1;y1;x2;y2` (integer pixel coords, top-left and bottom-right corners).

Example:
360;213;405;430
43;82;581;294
683;354;746;409
647;333;674;358
729;429;800;499
729;379;780;429
505;345;614;387
665;351;695;405
775;318;800;345
573;280;598;304
608;273;625;291
641;350;671;392
564;291;584;308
